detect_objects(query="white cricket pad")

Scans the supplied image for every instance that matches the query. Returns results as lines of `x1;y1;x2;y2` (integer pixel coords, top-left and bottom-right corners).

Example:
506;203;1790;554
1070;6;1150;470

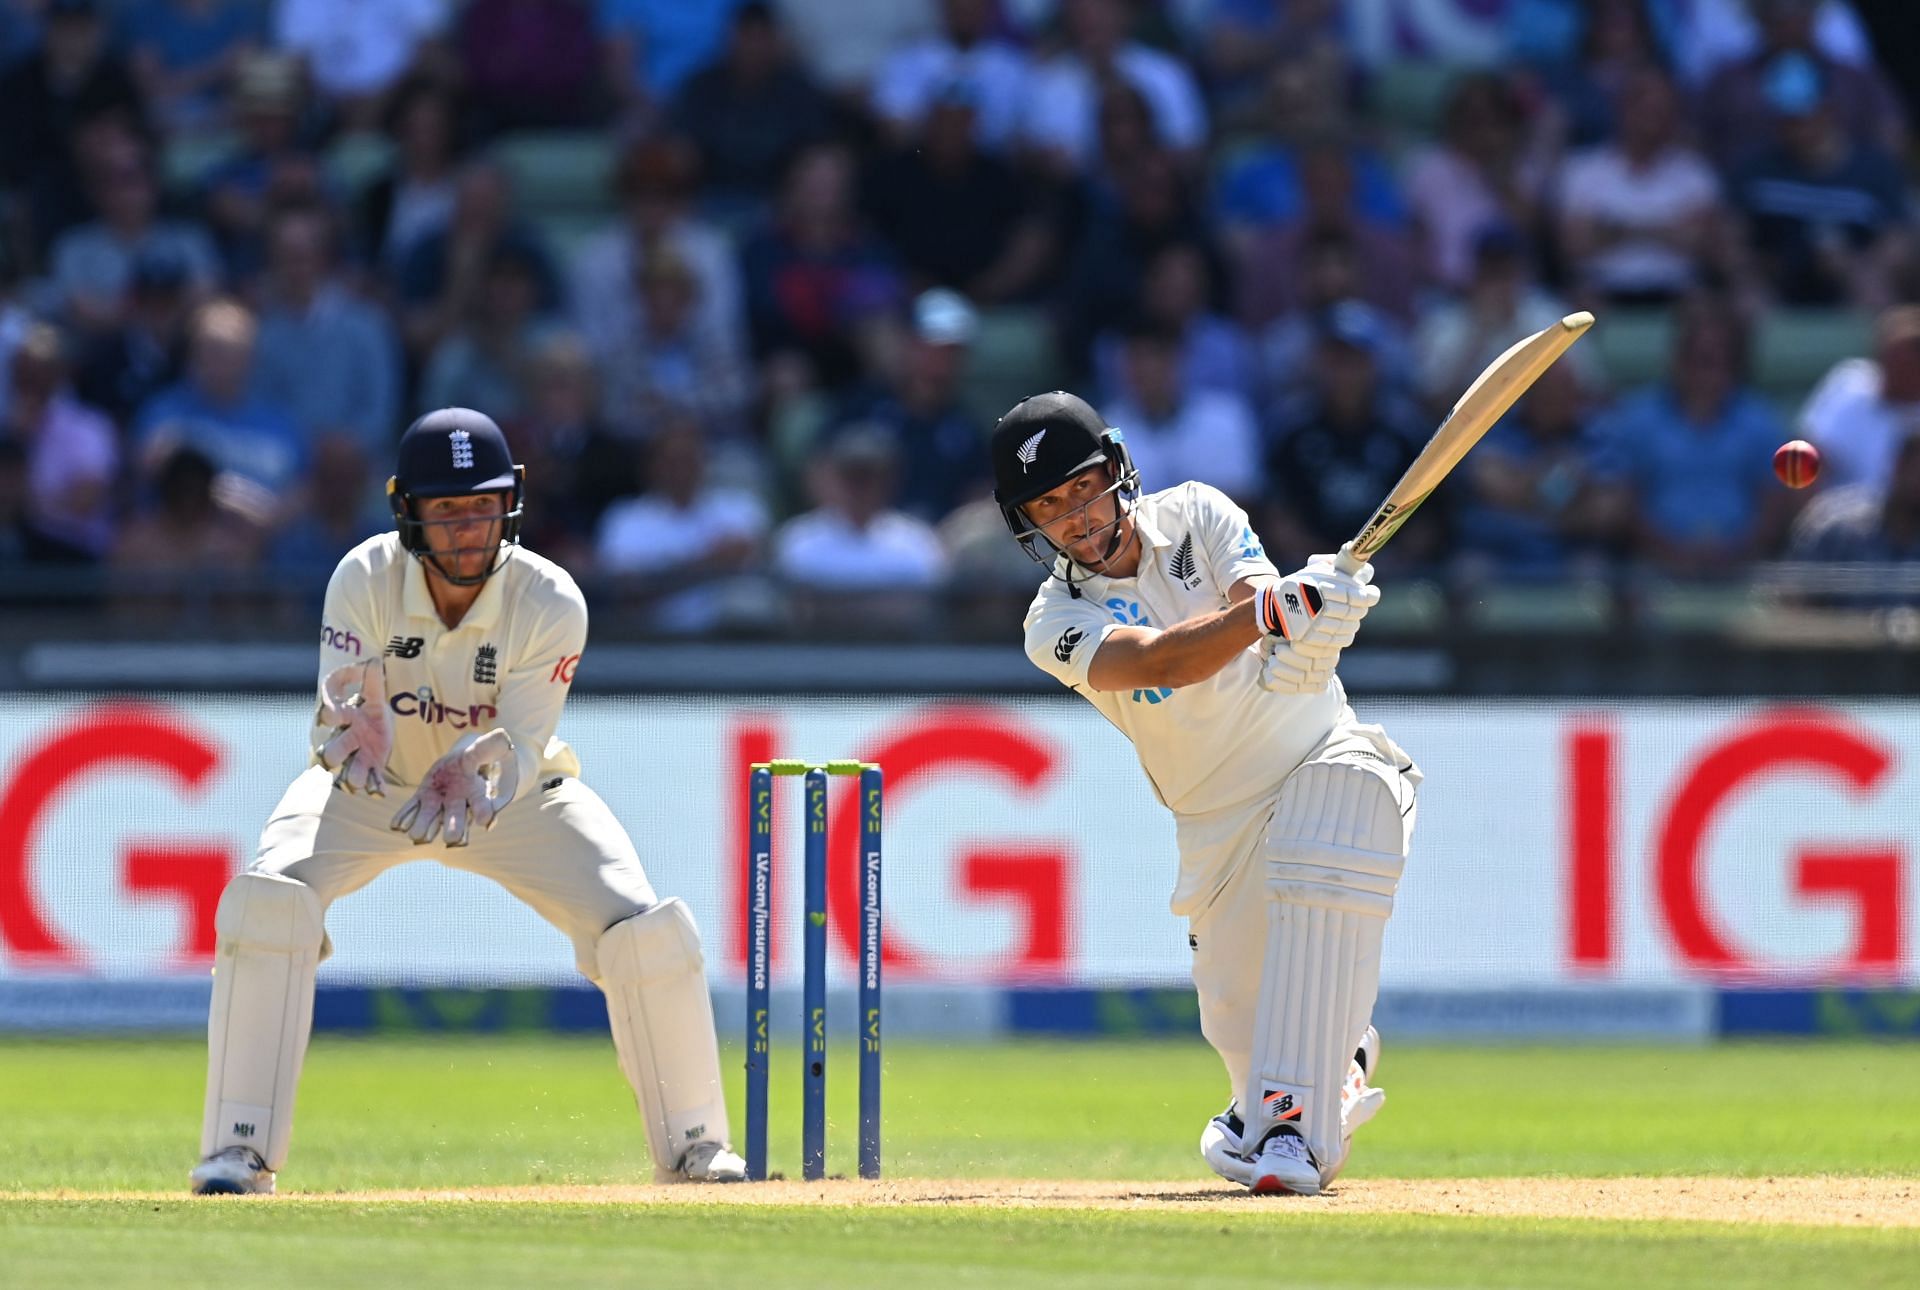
596;899;732;1178
200;871;325;1170
1244;758;1411;1177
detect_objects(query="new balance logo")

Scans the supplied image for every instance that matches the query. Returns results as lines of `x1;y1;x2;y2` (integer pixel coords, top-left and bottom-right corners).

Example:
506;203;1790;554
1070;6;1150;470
231;1122;255;1138
450;428;473;469
1169;533;1199;588
1261;1088;1302;1122
386;636;424;658
1016;429;1047;471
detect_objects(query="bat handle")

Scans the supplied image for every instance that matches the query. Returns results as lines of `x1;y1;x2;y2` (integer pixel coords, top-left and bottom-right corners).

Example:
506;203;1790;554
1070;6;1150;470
1334;543;1367;577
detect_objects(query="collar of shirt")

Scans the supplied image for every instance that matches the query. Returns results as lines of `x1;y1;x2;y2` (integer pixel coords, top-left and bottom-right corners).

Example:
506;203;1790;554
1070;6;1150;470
401;547;508;632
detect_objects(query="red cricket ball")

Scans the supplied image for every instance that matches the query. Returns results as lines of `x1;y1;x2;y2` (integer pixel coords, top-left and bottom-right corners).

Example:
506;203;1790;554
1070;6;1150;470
1773;439;1820;489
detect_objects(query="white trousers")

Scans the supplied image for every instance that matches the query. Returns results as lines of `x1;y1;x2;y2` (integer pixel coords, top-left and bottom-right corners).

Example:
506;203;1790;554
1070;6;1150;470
1185;719;1419;1115
256;764;657;977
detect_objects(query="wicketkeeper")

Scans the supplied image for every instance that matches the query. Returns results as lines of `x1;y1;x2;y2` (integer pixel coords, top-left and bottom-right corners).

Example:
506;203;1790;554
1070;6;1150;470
191;409;746;1193
993;391;1418;1194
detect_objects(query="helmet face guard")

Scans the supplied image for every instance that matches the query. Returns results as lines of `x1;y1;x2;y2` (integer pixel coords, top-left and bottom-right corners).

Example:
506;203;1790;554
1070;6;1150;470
387;465;526;588
998;431;1142;586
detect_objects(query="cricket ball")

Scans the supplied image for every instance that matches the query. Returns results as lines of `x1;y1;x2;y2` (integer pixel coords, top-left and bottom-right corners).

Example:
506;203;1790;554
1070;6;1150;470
1773;439;1820;489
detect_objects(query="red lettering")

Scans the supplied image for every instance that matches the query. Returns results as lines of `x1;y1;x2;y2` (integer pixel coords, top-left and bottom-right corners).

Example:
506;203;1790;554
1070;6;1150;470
550;654;580;684
0;705;231;967
1655;710;1901;976
1567;722;1616;969
123;845;234;961
828;706;1063;979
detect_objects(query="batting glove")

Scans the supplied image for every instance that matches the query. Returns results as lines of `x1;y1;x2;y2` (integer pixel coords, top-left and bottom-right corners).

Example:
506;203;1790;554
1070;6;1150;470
1258;639;1337;694
316;660;392;796
391;729;520;847
1254;557;1379;660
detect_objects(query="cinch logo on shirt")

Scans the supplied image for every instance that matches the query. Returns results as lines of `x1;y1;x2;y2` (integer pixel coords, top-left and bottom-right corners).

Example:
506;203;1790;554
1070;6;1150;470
321;624;361;655
390;689;498;729
1105;598;1172;705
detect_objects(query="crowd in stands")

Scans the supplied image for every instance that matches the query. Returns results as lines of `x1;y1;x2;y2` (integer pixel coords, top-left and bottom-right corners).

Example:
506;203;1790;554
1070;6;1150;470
3;0;1920;635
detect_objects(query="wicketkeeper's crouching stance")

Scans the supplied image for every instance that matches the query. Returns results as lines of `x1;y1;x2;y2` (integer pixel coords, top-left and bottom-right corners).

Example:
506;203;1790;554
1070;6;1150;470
191;409;746;1194
994;392;1418;1194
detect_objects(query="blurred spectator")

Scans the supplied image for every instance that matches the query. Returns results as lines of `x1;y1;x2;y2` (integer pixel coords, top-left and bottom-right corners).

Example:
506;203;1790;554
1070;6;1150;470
1232;142;1417;329
273;0;448;127
1263;306;1431;562
49;140;219;334
571;136;744;376
598;0;745;109
111;442;260;573
357;80;464;273
1789;427;1920;567
828;288;991;524
1062;148;1214;376
595;239;752;437
871;0;1028;154
0;0;147;240
1587;297;1791;574
741;142;902;394
1213;57;1403;238
510;332;639;560
1514;0;1669;150
672;2;834;212
1700;0;1902;167
1556;65;1724;305
1728;51;1909;309
0;437;98;565
0;0;41;69
1;324;118;556
458;0;603;134
420;242;558;420
1404;74;1549;292
772;427;947;608
135;299;304;501
1414;225;1584;414
253;205;401;453
1252;237;1415;403
1094;241;1250;401
595;413;769;633
861;81;1054;303
1104;322;1261;502
400;161;559;363
1186;0;1346;127
124;0;264;134
266;433;386;576
75;246;193;426
201;53;327;282
1453;362;1626;577
0;246;37;417
1796;304;1920;491
1021;0;1207;176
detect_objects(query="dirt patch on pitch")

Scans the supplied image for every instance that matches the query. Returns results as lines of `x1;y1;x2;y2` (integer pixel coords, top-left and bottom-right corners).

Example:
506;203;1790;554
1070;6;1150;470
31;1177;1915;1228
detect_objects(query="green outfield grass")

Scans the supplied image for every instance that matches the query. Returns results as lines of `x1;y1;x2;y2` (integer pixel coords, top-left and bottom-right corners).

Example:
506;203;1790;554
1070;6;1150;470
1;1036;1915;1287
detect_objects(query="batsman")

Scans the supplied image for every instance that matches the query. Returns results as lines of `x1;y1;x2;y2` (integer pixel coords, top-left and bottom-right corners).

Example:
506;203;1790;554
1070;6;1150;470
190;408;747;1194
994;391;1417;1194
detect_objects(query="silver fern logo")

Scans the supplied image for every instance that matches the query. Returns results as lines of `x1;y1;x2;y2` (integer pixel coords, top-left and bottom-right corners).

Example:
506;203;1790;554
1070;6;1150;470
1169;533;1199;588
449;428;474;469
1015;429;1047;472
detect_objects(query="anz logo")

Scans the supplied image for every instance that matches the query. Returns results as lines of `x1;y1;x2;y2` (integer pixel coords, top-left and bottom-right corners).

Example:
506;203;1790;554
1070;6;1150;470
1104;598;1173;705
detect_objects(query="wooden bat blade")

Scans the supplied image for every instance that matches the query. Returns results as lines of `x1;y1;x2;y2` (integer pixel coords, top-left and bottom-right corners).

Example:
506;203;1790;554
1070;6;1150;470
1340;311;1593;570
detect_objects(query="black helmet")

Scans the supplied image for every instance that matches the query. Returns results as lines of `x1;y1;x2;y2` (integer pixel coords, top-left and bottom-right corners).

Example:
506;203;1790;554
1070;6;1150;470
386;408;525;586
990;391;1139;584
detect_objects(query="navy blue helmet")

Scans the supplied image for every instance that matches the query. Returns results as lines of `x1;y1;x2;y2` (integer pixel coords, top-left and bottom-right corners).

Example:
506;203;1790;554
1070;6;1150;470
386;408;525;586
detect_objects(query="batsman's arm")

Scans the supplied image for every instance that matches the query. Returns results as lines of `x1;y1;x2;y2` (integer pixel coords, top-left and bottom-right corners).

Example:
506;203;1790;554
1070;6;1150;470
309;554;385;758
484;575;588;795
1086;581;1262;692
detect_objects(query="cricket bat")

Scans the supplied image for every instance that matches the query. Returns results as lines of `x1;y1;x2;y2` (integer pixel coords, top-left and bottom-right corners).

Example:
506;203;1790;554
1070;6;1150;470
1333;311;1595;576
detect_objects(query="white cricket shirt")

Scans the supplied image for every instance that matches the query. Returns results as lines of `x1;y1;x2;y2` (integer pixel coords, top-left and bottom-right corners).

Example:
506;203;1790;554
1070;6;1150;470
1023;483;1348;907
313;533;586;791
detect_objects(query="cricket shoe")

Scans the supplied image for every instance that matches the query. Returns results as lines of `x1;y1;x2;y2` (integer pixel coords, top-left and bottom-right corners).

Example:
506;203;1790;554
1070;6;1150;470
676;1141;749;1183
1326;1026;1385;1185
1199;1103;1255;1187
190;1146;275;1195
1249;1127;1321;1196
